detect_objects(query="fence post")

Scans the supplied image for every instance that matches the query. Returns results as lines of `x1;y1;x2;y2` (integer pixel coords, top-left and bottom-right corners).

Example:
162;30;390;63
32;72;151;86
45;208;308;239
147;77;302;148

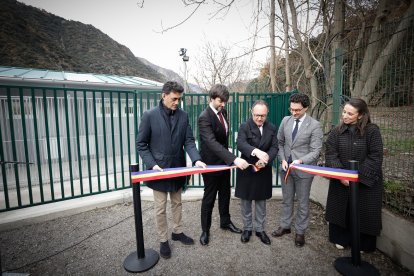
123;163;159;273
334;160;379;276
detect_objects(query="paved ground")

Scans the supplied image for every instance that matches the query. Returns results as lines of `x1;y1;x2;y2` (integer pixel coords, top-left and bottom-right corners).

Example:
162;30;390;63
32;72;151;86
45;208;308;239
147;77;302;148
0;198;412;276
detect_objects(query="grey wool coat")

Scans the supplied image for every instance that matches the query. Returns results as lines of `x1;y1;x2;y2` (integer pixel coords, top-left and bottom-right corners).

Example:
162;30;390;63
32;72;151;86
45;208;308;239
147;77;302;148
325;123;384;236
277;114;323;177
235;119;278;200
136;100;201;192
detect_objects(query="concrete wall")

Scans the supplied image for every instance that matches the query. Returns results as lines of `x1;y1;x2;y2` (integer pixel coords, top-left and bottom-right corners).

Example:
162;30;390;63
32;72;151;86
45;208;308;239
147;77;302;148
310;176;414;273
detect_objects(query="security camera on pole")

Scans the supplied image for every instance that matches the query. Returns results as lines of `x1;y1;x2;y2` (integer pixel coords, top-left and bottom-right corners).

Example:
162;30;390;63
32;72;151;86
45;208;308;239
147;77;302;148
179;48;189;93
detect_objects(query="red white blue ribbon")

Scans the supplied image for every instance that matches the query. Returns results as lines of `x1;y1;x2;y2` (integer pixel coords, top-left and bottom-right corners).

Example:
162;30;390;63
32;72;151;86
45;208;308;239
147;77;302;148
285;164;359;183
131;164;260;184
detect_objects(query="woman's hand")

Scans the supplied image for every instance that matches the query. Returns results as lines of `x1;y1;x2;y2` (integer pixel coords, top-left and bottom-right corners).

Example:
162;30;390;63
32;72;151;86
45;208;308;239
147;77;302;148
340;179;349;186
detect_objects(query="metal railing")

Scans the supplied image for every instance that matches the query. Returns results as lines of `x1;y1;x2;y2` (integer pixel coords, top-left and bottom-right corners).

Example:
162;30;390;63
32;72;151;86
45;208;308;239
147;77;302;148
0;86;293;211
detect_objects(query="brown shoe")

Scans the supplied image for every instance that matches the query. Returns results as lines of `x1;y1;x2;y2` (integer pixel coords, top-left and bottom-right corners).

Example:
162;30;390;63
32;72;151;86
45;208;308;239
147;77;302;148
271;227;291;237
295;234;305;247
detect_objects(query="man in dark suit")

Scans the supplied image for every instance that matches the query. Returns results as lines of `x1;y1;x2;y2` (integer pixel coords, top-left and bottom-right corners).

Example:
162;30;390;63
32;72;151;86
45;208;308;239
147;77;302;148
271;93;323;247
198;84;249;246
137;81;206;259
235;100;278;245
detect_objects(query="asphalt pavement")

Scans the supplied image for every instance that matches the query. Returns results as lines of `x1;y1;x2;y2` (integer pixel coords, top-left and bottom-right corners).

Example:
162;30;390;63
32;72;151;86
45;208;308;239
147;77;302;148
0;196;411;275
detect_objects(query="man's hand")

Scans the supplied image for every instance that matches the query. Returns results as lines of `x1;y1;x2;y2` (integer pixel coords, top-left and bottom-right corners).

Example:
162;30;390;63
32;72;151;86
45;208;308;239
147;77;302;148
195;160;207;168
291;159;302;165
234;157;249;170
152;165;163;171
281;160;289;171
255;160;266;169
253;149;269;164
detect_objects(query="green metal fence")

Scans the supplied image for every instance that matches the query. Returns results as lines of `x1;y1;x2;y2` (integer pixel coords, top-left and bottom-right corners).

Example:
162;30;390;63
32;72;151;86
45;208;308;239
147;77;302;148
0;86;293;211
312;15;414;218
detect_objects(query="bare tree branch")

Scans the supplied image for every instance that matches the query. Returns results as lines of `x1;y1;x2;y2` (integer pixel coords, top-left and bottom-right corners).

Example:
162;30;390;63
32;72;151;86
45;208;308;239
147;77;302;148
156;1;204;33
232;45;302;60
209;0;236;19
137;0;144;8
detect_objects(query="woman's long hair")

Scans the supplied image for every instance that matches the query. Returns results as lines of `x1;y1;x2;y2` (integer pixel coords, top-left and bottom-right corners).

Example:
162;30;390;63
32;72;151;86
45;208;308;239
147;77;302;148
338;98;371;135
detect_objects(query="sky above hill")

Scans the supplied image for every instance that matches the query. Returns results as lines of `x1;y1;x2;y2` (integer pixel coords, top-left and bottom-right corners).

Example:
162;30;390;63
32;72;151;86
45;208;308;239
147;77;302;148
19;0;271;83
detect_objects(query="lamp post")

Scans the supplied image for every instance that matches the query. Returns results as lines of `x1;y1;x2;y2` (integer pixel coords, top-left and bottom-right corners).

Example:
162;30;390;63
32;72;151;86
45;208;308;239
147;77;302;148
179;48;189;93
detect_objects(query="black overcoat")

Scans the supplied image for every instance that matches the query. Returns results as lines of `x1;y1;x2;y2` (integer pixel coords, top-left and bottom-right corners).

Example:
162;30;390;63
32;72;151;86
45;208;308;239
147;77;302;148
136;100;201;192
235;119;278;200
325;123;383;236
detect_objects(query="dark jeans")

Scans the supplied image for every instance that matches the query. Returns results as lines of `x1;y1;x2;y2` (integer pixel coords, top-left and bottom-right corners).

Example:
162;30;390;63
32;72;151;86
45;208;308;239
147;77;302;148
200;171;231;232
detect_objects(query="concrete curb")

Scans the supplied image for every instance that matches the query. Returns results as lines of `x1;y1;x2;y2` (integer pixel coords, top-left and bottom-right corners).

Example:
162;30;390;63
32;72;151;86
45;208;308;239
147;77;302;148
0;187;283;232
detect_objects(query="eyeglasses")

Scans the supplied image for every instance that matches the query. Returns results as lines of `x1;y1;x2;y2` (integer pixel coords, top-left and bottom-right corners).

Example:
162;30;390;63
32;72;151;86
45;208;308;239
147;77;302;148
253;114;267;118
289;107;304;113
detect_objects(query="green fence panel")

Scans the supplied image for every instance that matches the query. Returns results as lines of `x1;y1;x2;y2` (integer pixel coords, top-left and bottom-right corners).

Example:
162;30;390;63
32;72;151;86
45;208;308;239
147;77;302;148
0;86;293;211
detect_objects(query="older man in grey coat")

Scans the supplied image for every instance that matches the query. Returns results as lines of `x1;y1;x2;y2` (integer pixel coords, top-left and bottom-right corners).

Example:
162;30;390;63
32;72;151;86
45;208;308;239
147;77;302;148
271;93;323;247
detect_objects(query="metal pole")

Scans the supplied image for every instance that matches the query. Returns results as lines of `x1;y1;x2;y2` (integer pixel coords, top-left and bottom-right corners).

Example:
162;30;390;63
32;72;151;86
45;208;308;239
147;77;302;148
184;61;187;93
334;160;379;276
123;163;159;273
131;163;145;258
349;160;361;265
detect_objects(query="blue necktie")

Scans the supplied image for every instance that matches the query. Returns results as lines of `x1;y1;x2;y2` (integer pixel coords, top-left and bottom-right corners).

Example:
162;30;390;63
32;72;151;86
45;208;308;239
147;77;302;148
292;119;300;141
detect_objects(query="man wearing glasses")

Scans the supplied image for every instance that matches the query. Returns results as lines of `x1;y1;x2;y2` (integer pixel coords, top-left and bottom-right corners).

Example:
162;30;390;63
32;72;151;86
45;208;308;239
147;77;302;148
235;100;278;245
271;93;323;247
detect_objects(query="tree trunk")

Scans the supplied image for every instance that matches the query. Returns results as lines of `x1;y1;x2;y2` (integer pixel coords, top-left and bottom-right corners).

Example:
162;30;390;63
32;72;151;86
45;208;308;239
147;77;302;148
288;0;318;108
269;0;277;92
352;0;395;99
330;0;344;93
279;0;291;91
360;0;414;101
325;0;345;125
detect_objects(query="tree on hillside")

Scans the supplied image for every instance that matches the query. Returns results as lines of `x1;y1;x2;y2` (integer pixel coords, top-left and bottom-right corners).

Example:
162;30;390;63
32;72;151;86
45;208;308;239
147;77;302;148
192;41;248;92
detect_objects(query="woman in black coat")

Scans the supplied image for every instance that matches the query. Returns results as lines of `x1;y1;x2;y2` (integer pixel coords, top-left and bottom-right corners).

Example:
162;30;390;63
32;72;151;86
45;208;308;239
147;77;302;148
235;100;278;244
325;98;383;252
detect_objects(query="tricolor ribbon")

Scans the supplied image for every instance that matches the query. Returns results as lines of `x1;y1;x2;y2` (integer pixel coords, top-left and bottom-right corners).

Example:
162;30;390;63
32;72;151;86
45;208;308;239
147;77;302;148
285;164;359;183
131;164;260;184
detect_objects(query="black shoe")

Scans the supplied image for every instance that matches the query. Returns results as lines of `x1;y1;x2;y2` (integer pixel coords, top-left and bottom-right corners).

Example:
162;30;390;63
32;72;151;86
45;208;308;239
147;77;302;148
172;232;194;245
295;234;305;247
200;231;210;246
271;227;291;237
160;241;171;259
241;230;252;243
220;222;242;234
256;231;271;245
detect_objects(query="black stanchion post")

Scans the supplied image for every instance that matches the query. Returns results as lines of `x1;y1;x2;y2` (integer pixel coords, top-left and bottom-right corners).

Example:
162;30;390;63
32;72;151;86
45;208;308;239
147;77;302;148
334;160;379;276
349;160;361;266
123;163;159;273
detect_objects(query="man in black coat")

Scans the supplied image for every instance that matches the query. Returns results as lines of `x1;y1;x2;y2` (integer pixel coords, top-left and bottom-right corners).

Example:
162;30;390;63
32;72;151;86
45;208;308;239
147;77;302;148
197;84;249;246
137;81;206;259
235;100;278;245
